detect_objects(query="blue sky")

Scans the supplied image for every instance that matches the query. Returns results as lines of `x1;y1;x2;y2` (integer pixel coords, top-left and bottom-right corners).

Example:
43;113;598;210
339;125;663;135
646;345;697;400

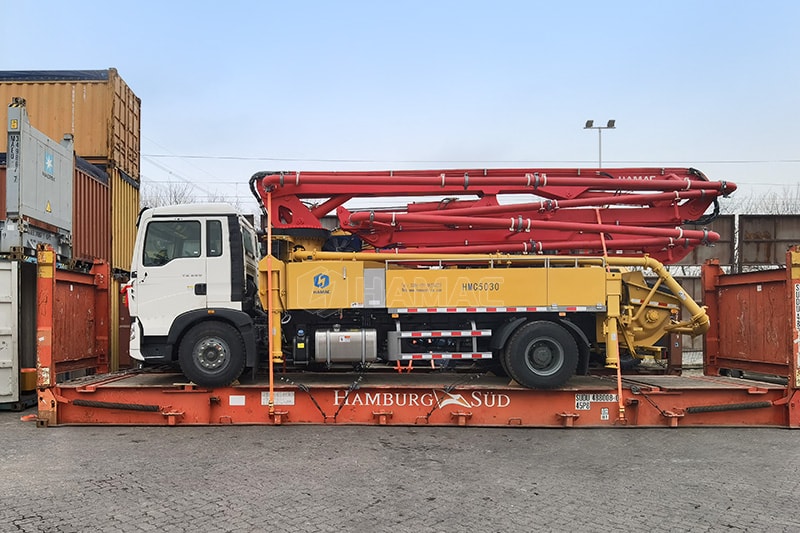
1;1;798;211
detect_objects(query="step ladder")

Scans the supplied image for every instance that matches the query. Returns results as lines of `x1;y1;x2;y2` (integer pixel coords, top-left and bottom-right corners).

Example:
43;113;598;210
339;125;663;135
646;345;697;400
387;320;493;361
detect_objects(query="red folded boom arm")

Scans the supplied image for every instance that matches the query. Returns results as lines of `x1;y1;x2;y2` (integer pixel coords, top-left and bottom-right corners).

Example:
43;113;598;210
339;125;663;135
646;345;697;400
251;167;735;264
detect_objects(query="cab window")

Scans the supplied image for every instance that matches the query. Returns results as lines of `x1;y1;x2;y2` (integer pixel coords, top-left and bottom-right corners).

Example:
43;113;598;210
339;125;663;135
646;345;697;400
143;221;202;266
207;220;223;257
243;227;256;259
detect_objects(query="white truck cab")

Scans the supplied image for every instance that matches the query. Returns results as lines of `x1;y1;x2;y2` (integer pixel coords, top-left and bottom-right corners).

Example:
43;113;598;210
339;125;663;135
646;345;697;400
126;203;260;386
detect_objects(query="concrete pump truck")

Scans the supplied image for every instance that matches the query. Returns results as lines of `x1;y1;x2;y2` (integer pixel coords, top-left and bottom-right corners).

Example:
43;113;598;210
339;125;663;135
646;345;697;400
124;167;734;389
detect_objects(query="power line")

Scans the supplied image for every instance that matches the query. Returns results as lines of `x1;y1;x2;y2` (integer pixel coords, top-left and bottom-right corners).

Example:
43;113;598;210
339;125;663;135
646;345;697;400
141;153;800;165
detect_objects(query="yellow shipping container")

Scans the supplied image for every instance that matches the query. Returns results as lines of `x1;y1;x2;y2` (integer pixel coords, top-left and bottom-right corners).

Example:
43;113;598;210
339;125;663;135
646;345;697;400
0;68;141;178
110;166;141;272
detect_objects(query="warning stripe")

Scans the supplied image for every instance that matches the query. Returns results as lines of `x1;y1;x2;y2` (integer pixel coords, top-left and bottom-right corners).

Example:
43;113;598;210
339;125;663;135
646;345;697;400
399;352;493;360
629;298;680;310
390;306;600;314
401;330;491;338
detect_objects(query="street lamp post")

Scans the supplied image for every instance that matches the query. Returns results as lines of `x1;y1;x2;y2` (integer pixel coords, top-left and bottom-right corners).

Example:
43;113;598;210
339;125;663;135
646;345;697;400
583;119;616;168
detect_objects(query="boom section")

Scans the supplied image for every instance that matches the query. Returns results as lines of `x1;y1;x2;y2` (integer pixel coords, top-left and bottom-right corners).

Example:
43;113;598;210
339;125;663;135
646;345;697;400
251;167;735;264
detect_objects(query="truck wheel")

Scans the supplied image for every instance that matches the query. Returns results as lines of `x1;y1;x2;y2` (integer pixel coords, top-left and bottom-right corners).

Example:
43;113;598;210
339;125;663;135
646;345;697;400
178;322;245;387
503;321;578;389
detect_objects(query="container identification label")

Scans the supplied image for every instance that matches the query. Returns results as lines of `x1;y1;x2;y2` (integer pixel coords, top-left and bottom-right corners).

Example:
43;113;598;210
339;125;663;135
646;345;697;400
575;393;619;410
261;391;295;406
794;283;800;377
229;395;246;406
794;283;800;334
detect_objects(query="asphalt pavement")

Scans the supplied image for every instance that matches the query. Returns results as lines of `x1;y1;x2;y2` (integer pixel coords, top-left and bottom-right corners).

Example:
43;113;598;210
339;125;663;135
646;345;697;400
2;408;799;532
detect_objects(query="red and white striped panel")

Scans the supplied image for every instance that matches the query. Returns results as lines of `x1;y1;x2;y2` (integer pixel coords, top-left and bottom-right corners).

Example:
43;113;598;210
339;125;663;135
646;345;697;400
629;298;680;310
399;352;493;360
389;306;600;314
399;330;491;338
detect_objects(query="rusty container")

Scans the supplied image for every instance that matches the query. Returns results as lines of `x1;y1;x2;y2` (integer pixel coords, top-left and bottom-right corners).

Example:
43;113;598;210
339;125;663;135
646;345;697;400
73;157;111;263
702;248;800;383
0;69;141;178
35;249;111;379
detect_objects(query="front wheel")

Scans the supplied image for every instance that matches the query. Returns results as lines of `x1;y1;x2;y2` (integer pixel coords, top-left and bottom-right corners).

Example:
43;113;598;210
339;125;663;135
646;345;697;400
178;322;245;387
503;321;578;389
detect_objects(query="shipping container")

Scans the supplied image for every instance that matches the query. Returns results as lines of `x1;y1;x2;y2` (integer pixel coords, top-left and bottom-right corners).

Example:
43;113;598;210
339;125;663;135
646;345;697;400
3;100;75;257
73;157;111;263
110;165;140;271
2;154;113;263
0;255;109;409
738;215;800;269
0;69;141;178
703;249;800;383
32;248;111;395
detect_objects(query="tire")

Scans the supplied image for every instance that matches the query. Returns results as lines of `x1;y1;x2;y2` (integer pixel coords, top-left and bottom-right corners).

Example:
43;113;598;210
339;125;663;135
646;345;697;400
503;321;578;389
178;322;246;387
480;353;508;378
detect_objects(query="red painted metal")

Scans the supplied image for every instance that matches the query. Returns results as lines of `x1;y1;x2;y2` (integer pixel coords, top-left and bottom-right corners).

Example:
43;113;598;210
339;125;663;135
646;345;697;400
703;248;800;382
35;246;800;429
36;246;111;385
702;247;800;428
36;248;56;389
39;372;793;428
252;167;735;264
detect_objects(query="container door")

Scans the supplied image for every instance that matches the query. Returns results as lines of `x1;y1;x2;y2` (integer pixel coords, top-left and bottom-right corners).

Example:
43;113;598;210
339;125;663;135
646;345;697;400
132;218;206;337
0;261;19;403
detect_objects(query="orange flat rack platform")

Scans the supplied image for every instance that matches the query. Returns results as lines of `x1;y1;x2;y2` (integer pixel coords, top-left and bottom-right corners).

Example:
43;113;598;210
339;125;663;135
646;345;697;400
32;248;800;429
35;371;799;428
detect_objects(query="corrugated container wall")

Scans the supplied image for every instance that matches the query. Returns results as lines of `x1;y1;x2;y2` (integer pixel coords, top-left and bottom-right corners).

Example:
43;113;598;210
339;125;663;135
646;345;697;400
73;157;111;263
111;167;140;272
0;69;141;179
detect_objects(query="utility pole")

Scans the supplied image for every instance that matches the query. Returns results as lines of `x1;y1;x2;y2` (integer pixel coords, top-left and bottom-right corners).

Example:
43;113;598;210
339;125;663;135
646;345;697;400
584;119;616;168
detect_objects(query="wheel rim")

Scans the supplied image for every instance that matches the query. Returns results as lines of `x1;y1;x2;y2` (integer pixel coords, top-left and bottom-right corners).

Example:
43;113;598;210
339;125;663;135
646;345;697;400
194;337;231;371
523;337;564;376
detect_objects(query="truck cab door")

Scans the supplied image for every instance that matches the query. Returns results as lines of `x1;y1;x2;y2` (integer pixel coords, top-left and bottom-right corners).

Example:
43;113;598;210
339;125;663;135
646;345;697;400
130;218;206;337
204;217;235;309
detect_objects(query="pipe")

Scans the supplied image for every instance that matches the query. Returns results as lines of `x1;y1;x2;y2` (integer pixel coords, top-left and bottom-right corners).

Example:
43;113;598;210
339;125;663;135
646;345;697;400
386;237;707;256
607;256;709;337
345;211;718;242
604;316;626;422
260;173;736;194
358;189;715;218
266;191;275;417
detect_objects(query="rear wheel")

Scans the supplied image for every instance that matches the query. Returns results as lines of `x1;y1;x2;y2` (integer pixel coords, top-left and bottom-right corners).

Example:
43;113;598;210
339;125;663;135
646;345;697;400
503;321;578;389
178;322;245;387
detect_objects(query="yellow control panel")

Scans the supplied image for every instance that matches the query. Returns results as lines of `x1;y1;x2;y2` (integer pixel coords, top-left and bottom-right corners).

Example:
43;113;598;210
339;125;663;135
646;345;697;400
286;261;365;309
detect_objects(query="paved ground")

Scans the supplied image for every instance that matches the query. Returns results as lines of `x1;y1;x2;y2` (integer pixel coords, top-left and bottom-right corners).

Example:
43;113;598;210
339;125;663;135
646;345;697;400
2;408;799;532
